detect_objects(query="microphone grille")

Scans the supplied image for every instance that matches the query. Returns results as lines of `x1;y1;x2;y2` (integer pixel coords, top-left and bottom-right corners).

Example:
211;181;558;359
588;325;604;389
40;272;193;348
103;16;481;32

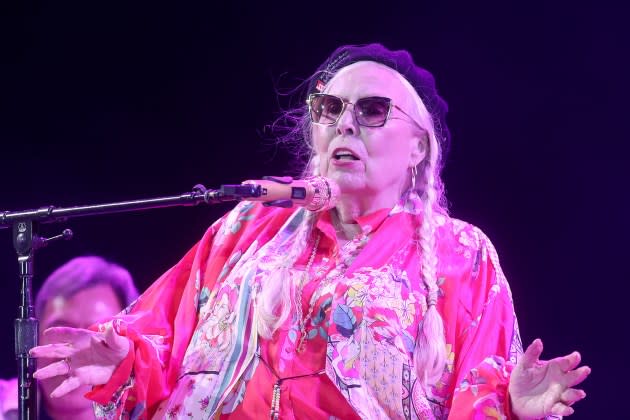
305;176;339;212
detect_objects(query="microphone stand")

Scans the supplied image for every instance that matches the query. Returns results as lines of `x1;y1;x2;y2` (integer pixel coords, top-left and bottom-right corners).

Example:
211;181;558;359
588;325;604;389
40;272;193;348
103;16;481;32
0;183;258;420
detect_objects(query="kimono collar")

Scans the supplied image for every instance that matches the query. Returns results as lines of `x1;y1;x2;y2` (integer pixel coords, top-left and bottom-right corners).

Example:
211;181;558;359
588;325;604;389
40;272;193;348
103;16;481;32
315;207;391;243
314;188;425;242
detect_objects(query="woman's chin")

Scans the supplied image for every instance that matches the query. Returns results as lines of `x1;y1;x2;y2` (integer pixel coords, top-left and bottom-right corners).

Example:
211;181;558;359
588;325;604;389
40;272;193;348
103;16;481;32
330;172;365;193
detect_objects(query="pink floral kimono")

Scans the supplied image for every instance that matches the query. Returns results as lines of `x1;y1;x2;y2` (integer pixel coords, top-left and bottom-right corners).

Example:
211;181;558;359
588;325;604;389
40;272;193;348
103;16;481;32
87;194;522;419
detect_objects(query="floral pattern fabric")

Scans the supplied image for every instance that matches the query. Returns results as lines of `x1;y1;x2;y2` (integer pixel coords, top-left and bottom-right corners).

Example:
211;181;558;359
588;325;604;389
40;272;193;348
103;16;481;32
87;194;523;419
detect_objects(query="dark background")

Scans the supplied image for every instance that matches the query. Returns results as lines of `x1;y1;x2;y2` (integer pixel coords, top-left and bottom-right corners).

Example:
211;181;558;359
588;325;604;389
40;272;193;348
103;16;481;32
1;1;628;418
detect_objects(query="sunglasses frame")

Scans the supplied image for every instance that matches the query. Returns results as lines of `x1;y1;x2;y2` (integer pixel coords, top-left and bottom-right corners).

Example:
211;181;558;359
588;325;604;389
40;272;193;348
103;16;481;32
307;93;424;131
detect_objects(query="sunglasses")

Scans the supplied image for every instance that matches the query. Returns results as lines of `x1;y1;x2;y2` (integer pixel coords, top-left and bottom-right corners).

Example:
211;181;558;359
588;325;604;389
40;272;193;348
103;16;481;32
307;93;423;129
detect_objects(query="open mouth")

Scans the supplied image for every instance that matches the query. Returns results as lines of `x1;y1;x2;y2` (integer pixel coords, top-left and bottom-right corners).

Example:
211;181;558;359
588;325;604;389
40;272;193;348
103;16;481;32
333;151;360;161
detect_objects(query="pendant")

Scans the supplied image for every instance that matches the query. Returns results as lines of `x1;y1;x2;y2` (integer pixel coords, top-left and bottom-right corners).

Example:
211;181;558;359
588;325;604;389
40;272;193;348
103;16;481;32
270;381;281;419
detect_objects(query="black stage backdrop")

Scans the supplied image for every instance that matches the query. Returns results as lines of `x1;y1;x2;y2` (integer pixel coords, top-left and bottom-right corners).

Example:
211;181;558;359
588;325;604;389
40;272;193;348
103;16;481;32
1;2;628;418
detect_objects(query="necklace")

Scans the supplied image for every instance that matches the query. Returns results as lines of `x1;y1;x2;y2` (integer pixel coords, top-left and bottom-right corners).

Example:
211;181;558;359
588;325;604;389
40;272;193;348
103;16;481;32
294;230;369;353
294;232;320;353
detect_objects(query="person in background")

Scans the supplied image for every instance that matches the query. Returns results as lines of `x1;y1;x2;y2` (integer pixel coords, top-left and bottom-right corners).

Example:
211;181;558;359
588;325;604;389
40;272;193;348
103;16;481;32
0;256;139;420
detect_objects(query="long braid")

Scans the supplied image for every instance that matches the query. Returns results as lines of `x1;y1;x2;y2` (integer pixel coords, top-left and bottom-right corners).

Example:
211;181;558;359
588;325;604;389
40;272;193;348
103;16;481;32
255;210;316;339
413;134;447;390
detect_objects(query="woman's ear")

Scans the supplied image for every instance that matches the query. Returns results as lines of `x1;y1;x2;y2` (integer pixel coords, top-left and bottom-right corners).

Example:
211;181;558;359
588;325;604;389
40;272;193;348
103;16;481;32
409;133;428;167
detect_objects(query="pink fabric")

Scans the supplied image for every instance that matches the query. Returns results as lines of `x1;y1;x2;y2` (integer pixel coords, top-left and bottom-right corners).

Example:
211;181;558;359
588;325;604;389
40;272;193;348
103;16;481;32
88;197;522;419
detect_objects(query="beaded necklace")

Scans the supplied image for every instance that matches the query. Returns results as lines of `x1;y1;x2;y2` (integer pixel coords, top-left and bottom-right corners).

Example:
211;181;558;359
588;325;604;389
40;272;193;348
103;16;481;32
294;232;321;353
294;229;369;352
268;228;369;418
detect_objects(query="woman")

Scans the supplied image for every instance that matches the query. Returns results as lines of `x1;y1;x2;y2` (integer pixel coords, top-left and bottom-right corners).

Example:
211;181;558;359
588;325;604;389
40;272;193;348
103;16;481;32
31;43;590;419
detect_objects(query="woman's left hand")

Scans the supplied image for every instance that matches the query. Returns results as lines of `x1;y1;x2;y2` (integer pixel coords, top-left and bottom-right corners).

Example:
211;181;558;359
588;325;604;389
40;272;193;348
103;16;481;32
509;339;591;419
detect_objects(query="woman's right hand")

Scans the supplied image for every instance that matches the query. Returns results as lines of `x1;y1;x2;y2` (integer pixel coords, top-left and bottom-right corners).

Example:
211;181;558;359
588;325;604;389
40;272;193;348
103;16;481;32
30;324;130;398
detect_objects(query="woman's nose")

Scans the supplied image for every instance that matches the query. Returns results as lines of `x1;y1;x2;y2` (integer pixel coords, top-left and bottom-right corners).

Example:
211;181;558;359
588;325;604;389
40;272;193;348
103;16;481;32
335;105;358;136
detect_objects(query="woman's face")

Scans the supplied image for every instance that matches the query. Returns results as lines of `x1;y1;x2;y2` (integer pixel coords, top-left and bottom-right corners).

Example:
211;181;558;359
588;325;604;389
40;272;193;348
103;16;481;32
312;61;426;210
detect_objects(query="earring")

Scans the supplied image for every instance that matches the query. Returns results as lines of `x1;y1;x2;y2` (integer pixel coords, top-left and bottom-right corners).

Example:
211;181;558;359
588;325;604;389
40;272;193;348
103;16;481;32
402;165;422;215
411;166;418;190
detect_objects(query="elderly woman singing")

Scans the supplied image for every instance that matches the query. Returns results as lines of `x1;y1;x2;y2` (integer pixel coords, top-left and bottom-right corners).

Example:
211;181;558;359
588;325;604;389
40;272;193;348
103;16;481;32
31;43;590;419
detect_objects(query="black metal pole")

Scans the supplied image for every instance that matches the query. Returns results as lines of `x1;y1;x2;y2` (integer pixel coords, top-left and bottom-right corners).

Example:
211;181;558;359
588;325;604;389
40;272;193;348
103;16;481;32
0;184;250;229
1;183;258;420
13;221;39;420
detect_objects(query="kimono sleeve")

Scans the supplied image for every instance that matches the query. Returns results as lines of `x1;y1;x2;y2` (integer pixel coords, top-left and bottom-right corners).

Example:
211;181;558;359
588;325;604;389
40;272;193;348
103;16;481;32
86;201;285;419
448;227;523;419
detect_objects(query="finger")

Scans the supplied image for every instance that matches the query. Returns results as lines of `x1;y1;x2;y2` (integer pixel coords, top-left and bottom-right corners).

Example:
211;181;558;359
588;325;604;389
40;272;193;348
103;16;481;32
103;324;130;355
44;327;95;345
556;351;581;372
561;388;587;406
33;359;70;380
519;338;543;368
103;323;123;348
43;326;80;339
565;365;591;387
43;326;92;343
550;401;574;416
29;343;74;359
50;376;82;398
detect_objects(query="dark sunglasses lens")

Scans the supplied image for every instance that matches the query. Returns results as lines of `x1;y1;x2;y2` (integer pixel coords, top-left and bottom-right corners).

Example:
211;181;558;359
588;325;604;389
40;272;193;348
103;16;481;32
356;97;391;126
310;94;343;124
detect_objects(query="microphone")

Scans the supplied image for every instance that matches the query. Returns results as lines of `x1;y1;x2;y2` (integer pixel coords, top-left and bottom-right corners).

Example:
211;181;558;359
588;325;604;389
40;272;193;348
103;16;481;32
217;176;339;212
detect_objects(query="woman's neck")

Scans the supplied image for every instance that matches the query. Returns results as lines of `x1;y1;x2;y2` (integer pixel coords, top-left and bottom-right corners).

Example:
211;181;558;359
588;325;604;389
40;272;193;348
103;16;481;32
331;208;363;243
334;191;398;224
333;177;407;223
